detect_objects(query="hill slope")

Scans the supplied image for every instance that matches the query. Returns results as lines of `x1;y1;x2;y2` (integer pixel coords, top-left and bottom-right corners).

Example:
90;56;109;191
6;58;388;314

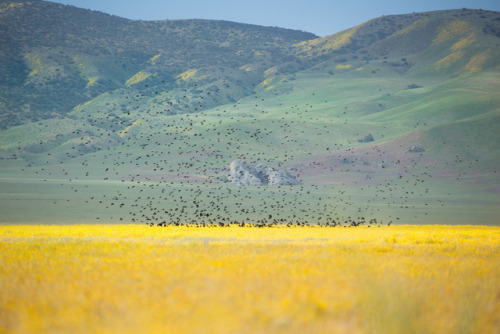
0;3;499;225
0;0;316;128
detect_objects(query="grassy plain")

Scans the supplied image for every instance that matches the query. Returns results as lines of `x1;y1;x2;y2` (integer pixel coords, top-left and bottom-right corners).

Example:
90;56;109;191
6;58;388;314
1;225;499;333
1;69;498;225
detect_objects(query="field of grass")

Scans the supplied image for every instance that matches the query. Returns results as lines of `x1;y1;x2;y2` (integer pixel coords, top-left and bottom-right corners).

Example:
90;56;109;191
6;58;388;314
1;68;499;226
1;225;498;333
1;173;498;225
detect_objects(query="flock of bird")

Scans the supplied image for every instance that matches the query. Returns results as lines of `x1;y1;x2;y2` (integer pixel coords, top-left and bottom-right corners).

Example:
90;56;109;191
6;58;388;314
13;77;468;227
151;217;391;228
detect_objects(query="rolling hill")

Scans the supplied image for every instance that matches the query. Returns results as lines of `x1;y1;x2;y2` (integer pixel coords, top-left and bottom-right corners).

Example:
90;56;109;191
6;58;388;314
0;1;499;225
0;0;316;128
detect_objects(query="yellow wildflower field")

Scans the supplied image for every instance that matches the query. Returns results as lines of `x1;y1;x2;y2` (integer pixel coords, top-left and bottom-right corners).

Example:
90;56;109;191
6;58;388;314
0;225;499;334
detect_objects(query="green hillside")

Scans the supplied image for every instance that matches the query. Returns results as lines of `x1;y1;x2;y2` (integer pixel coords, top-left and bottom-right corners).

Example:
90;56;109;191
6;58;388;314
0;2;499;225
0;0;316;128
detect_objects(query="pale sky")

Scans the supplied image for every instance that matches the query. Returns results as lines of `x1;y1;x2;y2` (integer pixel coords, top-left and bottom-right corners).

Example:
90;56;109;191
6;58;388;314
50;0;500;36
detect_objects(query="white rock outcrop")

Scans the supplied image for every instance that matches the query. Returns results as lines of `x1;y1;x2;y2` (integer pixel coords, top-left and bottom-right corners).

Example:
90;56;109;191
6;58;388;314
229;160;263;186
229;160;301;186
